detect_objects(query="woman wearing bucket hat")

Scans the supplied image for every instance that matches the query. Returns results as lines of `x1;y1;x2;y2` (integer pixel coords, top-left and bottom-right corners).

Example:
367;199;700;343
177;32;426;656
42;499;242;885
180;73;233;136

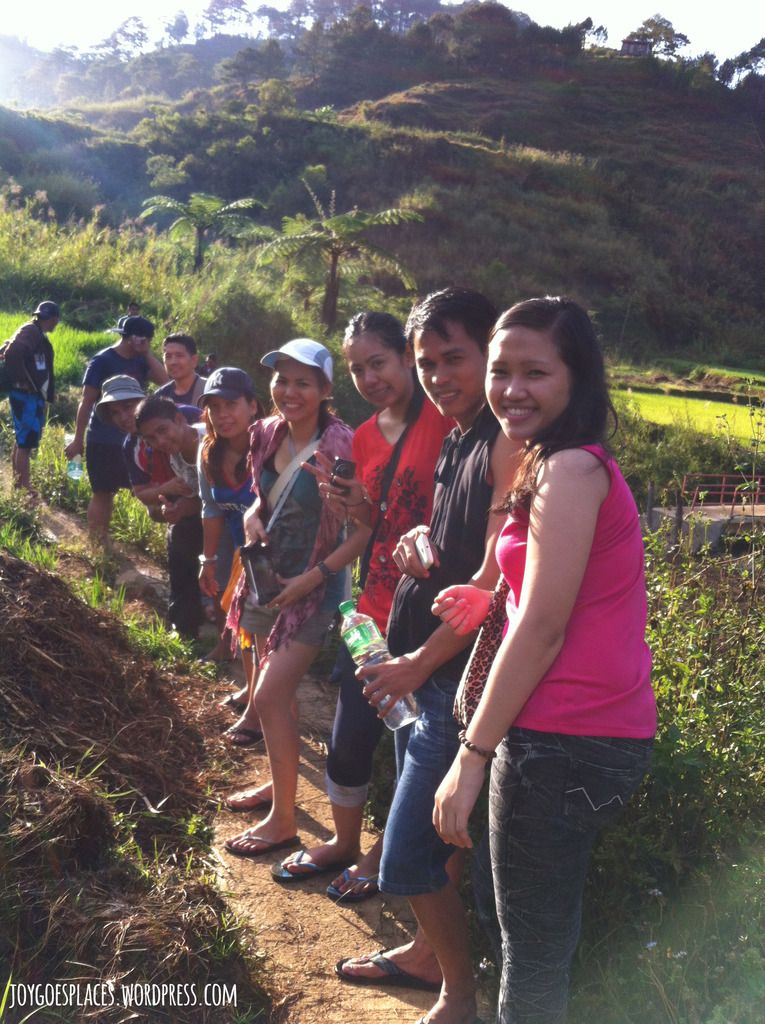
222;339;371;860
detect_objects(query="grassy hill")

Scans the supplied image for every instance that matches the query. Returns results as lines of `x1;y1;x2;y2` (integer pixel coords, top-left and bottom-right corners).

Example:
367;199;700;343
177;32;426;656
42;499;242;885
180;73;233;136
0;46;763;365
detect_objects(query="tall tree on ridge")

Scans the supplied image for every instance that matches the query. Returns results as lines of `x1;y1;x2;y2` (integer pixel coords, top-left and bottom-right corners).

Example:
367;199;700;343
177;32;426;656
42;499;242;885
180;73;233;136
140;192;267;271
257;180;422;331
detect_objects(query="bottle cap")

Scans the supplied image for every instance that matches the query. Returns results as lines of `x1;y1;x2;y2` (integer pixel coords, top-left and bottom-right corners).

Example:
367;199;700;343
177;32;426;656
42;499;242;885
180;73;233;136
338;600;356;616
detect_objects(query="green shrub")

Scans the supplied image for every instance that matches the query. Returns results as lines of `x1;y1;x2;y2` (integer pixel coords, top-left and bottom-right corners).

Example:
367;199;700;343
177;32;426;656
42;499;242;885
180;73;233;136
569;531;765;1024
21;171;102;220
0;198;178;325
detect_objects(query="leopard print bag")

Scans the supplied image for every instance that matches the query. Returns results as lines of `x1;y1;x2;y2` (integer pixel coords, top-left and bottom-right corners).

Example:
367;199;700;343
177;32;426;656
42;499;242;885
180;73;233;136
454;578;509;727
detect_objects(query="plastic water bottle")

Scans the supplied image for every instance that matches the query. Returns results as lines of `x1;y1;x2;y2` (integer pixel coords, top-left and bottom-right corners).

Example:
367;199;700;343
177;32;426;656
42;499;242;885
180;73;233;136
339;599;418;731
64;433;84;481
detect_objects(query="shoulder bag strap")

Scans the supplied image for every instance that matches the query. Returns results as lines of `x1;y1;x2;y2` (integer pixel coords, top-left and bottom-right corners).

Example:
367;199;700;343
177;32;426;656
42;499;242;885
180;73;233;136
264;433;319;533
359;390;424;589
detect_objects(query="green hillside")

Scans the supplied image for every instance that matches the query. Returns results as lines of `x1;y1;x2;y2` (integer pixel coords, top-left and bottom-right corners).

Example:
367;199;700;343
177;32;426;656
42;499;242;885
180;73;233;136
0;10;763;366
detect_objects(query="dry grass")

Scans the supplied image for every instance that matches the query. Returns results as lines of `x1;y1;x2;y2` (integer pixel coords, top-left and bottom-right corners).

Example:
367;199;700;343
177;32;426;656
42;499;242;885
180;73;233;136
0;549;269;1022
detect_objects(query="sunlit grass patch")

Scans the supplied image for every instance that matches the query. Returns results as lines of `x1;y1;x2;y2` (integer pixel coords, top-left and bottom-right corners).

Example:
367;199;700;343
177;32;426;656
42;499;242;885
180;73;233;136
0;492;58;570
0;312;111;388
617;388;760;444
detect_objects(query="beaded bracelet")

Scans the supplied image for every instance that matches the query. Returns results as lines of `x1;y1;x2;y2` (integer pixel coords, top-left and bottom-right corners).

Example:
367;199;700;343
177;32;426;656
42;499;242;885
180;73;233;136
458;729;496;761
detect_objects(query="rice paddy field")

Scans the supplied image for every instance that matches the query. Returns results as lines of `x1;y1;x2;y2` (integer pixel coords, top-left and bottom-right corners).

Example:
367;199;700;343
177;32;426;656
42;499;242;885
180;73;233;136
0;312;111;387
617;388;762;444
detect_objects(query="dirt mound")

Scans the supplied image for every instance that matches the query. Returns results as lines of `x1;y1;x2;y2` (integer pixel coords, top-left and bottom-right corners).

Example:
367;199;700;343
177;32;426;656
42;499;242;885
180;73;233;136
0;548;204;808
0;550;268;1022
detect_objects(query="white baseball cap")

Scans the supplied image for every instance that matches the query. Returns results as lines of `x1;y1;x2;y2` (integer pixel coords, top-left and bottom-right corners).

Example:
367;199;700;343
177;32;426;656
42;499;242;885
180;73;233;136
260;338;333;384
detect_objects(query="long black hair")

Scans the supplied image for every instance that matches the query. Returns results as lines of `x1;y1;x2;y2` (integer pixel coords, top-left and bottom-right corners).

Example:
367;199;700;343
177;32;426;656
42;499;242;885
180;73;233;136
343;310;424;423
493;296;617;512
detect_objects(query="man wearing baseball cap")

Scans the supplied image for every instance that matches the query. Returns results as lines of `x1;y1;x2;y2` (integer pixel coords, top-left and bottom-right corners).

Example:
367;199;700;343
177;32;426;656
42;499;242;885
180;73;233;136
65;314;169;541
2;300;60;498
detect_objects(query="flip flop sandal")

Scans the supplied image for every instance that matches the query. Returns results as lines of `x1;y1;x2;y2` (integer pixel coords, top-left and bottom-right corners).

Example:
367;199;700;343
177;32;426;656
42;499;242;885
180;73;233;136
414;1019;484;1024
223;789;273;813
224;832;299;858
219;693;247;712
271;849;352;883
223;726;263;747
326;869;380;903
335;949;442;992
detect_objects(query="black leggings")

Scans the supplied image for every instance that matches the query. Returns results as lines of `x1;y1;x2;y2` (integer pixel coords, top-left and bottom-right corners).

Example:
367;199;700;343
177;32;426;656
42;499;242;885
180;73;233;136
326;645;384;790
167;514;204;639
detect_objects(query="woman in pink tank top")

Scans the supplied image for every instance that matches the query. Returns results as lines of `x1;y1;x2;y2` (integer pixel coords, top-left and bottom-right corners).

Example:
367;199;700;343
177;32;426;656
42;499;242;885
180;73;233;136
432;297;655;1024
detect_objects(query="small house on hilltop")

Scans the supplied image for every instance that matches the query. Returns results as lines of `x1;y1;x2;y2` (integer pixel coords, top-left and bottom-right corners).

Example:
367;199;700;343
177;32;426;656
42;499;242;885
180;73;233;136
621;36;653;57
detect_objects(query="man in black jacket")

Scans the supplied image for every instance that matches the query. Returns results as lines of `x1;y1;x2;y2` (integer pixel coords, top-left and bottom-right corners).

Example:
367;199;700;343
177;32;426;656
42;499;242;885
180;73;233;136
4;300;59;497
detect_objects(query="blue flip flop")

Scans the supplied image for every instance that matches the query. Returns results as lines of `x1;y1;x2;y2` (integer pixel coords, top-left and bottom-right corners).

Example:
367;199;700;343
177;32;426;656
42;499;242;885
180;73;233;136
271;849;351;883
326;868;380;903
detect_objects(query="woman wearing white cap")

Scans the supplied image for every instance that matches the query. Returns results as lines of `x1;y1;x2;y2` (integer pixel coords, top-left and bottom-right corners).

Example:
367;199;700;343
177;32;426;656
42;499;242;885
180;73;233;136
223;339;371;859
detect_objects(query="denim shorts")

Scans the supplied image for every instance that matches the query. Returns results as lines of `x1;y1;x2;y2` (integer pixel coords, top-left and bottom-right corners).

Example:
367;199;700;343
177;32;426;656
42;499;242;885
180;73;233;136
379;673;460;896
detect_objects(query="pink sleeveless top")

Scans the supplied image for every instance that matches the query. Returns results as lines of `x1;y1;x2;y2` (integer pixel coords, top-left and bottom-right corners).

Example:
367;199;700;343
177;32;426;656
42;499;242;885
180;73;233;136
496;445;655;738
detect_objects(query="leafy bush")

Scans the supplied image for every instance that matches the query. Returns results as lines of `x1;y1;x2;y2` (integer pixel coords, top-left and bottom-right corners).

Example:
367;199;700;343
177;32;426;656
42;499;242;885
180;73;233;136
21;171;102;220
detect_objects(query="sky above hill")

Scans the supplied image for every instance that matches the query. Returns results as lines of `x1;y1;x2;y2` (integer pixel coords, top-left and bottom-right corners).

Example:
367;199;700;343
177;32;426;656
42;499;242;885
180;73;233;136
3;1;760;62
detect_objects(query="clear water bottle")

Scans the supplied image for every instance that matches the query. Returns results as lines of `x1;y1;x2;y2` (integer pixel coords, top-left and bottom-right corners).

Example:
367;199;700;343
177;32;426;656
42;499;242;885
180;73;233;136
64;433;84;481
339;599;418;731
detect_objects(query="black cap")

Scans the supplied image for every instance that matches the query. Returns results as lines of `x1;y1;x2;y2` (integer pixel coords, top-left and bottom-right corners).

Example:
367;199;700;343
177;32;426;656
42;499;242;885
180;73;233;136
33;301;60;319
200;367;255;404
117;315;155;338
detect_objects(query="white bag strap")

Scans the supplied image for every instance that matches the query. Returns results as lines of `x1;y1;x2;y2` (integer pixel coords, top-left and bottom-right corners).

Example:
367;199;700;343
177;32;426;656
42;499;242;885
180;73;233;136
264;434;319;533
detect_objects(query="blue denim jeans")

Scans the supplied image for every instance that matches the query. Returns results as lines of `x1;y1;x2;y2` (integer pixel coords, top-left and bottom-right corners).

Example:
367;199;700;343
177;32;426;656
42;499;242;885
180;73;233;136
379;673;460;895
484;728;652;1024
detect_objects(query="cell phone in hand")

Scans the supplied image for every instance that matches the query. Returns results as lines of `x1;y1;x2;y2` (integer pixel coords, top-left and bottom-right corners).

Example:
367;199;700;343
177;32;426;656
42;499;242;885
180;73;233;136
240;542;281;605
331;456;356;491
415;532;434;570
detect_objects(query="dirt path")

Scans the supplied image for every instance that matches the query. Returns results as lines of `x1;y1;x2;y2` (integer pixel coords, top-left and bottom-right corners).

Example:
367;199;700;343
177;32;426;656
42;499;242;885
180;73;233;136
21;493;493;1024
215;671;438;1024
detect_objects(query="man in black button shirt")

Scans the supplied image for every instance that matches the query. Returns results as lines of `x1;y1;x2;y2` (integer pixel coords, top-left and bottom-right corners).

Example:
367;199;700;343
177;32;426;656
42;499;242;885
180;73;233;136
336;289;520;1022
